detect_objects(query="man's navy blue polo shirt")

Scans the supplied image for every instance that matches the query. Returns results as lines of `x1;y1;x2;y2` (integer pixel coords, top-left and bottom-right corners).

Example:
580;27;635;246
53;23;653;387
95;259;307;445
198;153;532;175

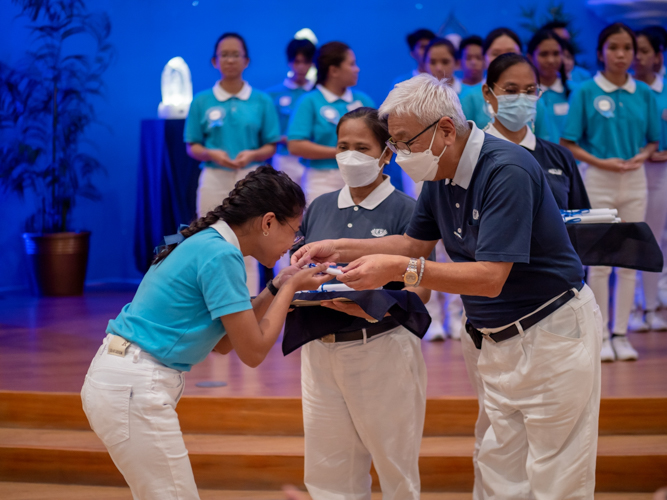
406;122;584;328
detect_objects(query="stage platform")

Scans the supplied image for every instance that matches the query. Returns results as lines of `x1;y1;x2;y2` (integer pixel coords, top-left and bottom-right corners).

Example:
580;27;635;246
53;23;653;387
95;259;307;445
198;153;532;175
1;284;666;498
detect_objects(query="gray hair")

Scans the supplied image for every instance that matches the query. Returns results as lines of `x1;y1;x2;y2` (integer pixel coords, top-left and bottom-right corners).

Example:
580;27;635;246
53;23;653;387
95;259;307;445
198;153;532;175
379;73;469;136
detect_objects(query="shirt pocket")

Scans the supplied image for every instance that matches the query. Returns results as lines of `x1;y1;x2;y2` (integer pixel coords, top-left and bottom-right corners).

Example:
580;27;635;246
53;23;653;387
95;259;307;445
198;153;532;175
82;376;132;447
462;219;480;255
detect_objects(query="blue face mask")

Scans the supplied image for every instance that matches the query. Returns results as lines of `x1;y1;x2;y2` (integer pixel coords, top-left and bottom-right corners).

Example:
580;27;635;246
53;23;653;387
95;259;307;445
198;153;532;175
491;92;539;132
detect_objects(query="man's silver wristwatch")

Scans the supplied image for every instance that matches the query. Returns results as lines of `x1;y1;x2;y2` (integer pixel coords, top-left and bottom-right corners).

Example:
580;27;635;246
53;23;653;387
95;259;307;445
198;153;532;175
403;258;420;287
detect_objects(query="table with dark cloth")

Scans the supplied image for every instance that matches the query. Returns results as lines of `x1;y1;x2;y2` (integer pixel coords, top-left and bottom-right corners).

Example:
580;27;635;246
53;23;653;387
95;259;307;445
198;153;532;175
566;222;663;272
283;289;431;355
134;119;200;273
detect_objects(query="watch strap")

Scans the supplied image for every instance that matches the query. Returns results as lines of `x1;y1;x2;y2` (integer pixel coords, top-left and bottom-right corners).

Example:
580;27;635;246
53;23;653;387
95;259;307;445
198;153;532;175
266;279;279;296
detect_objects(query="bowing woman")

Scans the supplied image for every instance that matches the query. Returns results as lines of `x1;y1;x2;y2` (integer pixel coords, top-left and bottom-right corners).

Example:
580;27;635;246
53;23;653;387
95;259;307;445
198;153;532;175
294;107;430;499
561;23;660;362
82;167;333;500
287;41;375;205
185;32;281;295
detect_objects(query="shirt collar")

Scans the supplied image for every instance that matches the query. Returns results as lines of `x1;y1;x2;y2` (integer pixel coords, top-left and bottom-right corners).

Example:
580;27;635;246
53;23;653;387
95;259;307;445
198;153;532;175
484;123;536;151
337;175;395;210
212;81;252;102
451;121;485;190
650;75;664;93
451;76;462;95
210;220;241;252
540;78;564;94
283;78;315;91
593;71;636;94
317;84;353;103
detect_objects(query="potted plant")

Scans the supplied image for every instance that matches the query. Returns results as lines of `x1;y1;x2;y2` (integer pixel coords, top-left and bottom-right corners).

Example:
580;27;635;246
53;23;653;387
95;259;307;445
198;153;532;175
0;0;113;296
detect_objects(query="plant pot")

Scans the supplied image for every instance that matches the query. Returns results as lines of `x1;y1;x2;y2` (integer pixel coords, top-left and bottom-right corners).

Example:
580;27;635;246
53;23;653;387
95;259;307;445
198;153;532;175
22;231;91;296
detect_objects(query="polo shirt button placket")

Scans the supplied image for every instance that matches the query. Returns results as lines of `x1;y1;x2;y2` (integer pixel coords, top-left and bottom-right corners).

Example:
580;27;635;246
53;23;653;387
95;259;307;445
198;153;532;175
354;206;359;211
348;223;353;228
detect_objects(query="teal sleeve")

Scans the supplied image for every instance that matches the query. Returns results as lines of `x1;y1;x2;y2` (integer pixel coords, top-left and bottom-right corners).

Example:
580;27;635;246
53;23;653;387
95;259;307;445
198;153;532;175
460;92;476;122
184;97;204;144
287;95;315;141
561;86;585;143
198;249;252;320
534;100;558;143
647;89;661;144
261;95;282;145
462;92;490;129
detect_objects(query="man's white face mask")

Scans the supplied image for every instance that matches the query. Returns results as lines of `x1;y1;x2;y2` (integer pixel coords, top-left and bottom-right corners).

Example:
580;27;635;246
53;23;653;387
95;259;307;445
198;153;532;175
393;120;447;183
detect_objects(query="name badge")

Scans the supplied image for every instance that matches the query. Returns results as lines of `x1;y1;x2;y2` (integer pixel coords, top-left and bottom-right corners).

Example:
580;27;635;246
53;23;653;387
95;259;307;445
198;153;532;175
108;336;131;357
553;103;569;116
548;168;563;176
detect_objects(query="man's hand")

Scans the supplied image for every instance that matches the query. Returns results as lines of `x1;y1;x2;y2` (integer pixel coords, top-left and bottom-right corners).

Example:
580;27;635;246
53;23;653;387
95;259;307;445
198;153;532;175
291;239;340;265
338;254;406;290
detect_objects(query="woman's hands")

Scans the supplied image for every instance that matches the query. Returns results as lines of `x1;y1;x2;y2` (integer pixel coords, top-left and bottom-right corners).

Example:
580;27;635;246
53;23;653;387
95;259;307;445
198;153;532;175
278;261;336;293
649;150;667;162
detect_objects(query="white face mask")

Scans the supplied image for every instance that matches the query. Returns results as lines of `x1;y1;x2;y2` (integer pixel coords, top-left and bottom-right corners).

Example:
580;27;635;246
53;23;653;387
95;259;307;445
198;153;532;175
395;126;447;183
335;149;385;188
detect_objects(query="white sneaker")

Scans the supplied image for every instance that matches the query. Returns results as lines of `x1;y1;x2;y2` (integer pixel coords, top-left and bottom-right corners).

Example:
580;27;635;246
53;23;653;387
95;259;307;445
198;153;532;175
600;337;615;362
611;335;638;361
627;309;649;332
646;311;667;331
424;324;446;341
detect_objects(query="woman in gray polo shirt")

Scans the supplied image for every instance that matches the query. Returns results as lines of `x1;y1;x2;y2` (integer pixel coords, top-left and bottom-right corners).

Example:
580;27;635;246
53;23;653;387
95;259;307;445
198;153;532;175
294;107;430;499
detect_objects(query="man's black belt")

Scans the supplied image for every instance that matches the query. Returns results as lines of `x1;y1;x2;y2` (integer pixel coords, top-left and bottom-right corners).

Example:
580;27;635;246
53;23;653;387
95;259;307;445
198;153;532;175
465;288;578;350
319;319;399;344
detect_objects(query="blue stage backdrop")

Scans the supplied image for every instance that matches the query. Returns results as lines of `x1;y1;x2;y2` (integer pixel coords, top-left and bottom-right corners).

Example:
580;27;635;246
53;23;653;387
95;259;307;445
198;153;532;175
0;0;609;290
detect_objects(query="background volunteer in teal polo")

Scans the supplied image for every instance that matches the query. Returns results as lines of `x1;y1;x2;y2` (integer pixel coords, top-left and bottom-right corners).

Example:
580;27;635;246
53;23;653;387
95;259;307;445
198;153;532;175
185;32;281;295
632;29;667;332
561;23;660;363
529;29;577;143
265;38;316;184
460;27;559;142
287;41;375;205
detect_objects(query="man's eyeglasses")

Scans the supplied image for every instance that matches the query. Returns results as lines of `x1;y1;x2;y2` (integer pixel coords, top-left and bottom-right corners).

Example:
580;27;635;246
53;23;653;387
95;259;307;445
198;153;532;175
386;118;442;155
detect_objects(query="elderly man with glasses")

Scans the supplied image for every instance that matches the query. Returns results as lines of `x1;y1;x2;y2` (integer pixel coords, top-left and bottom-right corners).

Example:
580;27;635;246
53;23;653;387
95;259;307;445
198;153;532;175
292;73;602;500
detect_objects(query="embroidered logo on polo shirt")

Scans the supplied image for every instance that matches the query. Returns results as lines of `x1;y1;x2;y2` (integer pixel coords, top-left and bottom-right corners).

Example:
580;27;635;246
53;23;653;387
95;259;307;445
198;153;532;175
279;95;292;107
371;228;388;237
320;106;340;124
473;209;479;220
594;96;615;118
553;103;569;116
206;107;226;127
548;168;563;176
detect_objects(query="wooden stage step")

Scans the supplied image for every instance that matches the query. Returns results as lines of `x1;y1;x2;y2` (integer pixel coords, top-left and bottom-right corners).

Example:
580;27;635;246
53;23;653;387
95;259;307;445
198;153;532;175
0;482;655;500
2;391;666;436
1;427;666;492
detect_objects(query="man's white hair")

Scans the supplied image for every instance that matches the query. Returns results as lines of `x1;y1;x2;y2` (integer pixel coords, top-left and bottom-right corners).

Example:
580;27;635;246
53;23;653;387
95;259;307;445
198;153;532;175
379;73;469;136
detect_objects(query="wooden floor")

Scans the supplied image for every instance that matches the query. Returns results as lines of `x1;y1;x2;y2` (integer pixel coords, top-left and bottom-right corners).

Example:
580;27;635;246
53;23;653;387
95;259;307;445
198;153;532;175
1;284;667;497
1;283;667;398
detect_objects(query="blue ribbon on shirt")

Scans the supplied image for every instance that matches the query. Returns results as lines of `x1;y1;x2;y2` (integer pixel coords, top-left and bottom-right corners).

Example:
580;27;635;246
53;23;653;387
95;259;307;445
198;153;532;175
154;224;189;255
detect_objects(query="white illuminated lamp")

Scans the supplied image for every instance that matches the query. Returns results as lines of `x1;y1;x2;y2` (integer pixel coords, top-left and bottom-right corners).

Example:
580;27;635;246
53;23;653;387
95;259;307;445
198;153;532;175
158;57;193;119
289;28;319;84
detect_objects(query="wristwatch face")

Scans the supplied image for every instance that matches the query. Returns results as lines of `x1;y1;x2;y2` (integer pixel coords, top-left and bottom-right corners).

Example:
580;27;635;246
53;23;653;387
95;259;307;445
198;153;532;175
404;271;419;286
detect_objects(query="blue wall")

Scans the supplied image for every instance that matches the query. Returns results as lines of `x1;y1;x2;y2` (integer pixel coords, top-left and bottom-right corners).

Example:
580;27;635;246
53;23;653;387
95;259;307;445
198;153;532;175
0;0;610;290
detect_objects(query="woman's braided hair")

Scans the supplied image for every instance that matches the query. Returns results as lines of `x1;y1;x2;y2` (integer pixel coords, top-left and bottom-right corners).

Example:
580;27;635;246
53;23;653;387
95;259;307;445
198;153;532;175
152;165;306;265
